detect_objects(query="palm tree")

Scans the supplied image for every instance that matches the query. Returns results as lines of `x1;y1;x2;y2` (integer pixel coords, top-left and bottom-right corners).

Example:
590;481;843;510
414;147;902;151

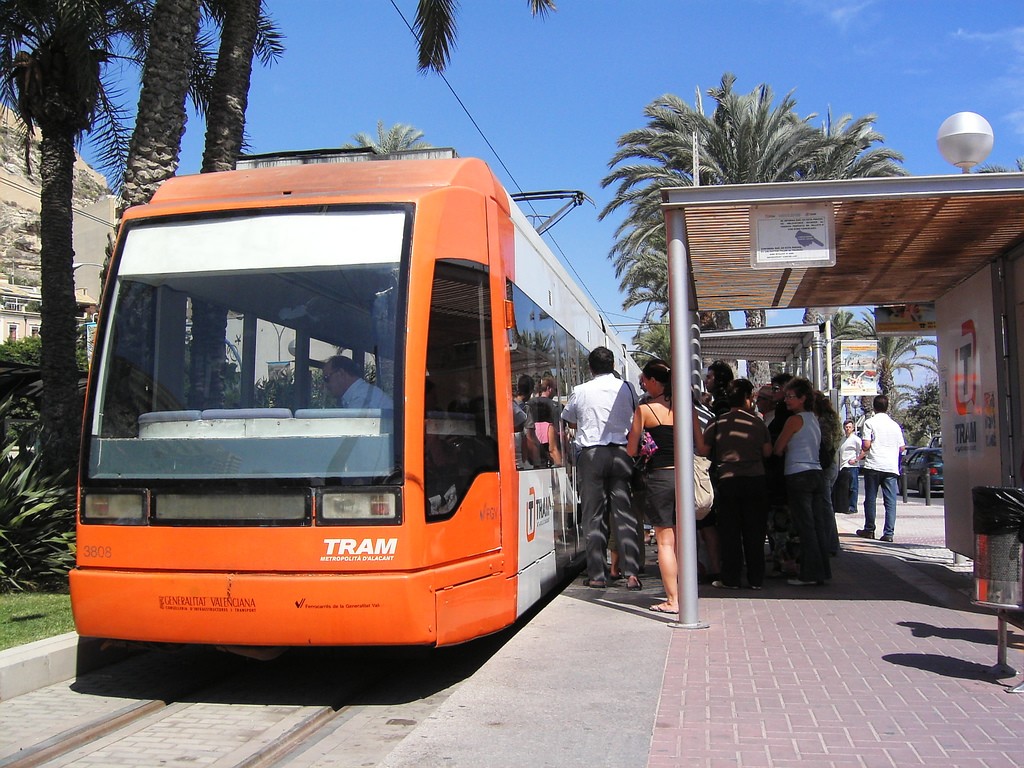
119;0;201;210
602;73;906;384
828;308;935;418
632;321;671;364
852;310;935;400
807;110;908;180
0;0;148;475
201;0;258;173
615;236;668;313
977;157;1024;173
122;0;281;206
187;0;258;409
117;0;283;424
802;111;907;327
342;121;431;155
413;0;556;73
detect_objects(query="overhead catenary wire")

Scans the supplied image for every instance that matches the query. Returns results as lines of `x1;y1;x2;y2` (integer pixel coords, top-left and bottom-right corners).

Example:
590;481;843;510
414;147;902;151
387;0;625;324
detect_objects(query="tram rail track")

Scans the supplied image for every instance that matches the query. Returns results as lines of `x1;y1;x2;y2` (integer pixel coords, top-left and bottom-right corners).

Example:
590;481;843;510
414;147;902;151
0;631;510;768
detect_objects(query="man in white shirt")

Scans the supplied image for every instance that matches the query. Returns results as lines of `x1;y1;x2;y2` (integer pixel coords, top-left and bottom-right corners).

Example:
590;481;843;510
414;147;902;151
562;347;640;589
323;355;391;410
833;420;861;515
855;395;906;542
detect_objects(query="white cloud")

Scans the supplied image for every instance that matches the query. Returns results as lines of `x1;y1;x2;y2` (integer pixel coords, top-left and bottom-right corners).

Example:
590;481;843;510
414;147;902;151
954;26;1024;54
788;0;876;31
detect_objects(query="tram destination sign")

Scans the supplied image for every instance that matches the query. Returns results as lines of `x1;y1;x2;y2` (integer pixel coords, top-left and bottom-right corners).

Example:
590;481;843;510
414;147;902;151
749;203;836;270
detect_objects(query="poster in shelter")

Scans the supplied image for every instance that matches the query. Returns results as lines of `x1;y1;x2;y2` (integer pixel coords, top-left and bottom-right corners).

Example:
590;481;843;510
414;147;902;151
839;340;878;396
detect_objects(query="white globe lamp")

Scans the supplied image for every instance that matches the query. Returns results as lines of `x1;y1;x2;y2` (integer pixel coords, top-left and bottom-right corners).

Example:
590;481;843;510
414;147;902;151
937;112;994;172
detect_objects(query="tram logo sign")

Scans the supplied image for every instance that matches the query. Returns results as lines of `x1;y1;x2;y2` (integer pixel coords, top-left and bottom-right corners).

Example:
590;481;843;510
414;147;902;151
527;486;537;541
955;320;977;417
158;595;256;613
321;537;397;562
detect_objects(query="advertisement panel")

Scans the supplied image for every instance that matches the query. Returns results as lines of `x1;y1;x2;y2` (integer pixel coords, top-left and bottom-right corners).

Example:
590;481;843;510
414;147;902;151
839;340;878;396
875;303;937;336
936;264;1003;555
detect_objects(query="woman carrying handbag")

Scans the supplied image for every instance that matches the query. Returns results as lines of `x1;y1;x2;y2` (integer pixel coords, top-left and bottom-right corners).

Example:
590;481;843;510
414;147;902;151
627;359;708;614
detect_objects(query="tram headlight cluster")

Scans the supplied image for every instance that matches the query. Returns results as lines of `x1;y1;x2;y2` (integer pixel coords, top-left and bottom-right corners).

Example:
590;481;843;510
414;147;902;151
82;491;148;524
319;490;400;523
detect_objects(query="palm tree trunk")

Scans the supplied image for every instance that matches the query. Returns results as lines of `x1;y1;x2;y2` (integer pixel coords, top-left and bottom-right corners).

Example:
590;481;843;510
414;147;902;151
188;300;228;409
699;310;732;331
878;362;895;401
201;0;260;173
38;129;83;477
189;0;260;404
744;308;769;384
121;0;201;209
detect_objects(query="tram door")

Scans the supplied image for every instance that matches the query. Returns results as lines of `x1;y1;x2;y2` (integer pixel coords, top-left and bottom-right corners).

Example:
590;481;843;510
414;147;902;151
422;259;501;552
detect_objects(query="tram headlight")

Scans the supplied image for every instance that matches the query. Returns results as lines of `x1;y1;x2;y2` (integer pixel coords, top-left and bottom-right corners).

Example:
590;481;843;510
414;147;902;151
82;491;148;524
319;490;400;523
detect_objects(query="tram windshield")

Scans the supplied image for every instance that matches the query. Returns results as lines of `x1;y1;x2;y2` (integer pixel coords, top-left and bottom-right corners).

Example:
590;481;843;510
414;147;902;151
87;208;406;482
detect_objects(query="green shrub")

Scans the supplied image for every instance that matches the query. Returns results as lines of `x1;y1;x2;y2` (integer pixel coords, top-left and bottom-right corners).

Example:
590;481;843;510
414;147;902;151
0;399;75;593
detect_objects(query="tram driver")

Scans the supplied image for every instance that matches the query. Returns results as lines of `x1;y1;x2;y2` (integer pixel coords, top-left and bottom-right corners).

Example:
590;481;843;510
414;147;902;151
323;355;392;410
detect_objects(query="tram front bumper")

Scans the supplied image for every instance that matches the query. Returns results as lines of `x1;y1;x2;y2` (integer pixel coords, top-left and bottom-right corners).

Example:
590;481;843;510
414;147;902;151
70;568;442;647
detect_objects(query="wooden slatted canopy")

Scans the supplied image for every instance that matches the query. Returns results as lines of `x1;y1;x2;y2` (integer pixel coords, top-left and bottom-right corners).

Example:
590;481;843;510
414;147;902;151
661;172;1024;312
698;323;822;364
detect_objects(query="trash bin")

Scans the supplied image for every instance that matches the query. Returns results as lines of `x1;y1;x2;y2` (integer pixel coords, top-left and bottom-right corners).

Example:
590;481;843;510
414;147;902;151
972;486;1024;609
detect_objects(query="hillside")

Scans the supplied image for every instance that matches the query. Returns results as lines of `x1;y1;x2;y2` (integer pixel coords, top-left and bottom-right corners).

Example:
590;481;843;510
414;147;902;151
0;107;113;286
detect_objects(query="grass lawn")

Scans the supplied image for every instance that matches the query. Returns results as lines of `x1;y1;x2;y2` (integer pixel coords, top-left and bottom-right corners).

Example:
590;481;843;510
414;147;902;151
0;592;75;652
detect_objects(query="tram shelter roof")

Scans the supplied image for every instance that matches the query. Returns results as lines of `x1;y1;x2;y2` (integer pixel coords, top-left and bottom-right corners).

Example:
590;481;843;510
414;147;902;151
699;323;823;365
661;172;1024;313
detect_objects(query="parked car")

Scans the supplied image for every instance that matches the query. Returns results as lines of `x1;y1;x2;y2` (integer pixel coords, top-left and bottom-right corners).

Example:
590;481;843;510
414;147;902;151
903;447;943;496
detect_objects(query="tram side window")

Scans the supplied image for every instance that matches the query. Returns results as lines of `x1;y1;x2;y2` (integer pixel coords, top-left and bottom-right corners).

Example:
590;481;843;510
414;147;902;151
509;283;566;469
423;261;498;520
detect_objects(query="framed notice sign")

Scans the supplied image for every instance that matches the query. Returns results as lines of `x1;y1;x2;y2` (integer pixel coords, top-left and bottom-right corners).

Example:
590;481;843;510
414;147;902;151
750;203;836;270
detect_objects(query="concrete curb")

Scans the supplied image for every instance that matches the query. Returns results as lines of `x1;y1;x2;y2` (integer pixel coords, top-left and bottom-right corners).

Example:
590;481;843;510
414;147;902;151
0;633;131;701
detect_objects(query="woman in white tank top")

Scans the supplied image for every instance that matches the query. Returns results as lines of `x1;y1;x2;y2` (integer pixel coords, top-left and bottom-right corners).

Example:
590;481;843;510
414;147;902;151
772;377;832;587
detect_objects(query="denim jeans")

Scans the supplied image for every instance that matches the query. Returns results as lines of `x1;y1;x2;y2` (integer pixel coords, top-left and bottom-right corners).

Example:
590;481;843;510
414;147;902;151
785;469;831;582
861;468;898;537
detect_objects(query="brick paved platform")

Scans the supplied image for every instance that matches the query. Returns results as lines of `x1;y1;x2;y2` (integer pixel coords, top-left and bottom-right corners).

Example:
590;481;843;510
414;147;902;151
647;494;1024;767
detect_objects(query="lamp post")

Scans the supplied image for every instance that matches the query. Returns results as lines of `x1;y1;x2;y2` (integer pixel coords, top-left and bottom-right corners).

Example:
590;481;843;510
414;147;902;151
937;112;994;172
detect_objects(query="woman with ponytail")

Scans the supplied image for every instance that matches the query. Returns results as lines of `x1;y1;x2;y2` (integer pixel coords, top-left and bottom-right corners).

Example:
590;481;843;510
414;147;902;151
627;359;707;614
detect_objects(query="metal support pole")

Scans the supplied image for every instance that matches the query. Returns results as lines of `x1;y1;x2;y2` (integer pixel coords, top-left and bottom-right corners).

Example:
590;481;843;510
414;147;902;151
811;330;823;390
989;610;1021;690
667;207;707;630
824;319;833;391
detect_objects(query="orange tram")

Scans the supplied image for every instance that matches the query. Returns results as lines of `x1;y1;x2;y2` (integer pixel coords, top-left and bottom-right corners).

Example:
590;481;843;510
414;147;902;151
71;155;639;652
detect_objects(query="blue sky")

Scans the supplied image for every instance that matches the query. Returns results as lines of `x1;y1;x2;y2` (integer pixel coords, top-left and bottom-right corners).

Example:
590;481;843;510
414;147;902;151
89;0;1024;341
